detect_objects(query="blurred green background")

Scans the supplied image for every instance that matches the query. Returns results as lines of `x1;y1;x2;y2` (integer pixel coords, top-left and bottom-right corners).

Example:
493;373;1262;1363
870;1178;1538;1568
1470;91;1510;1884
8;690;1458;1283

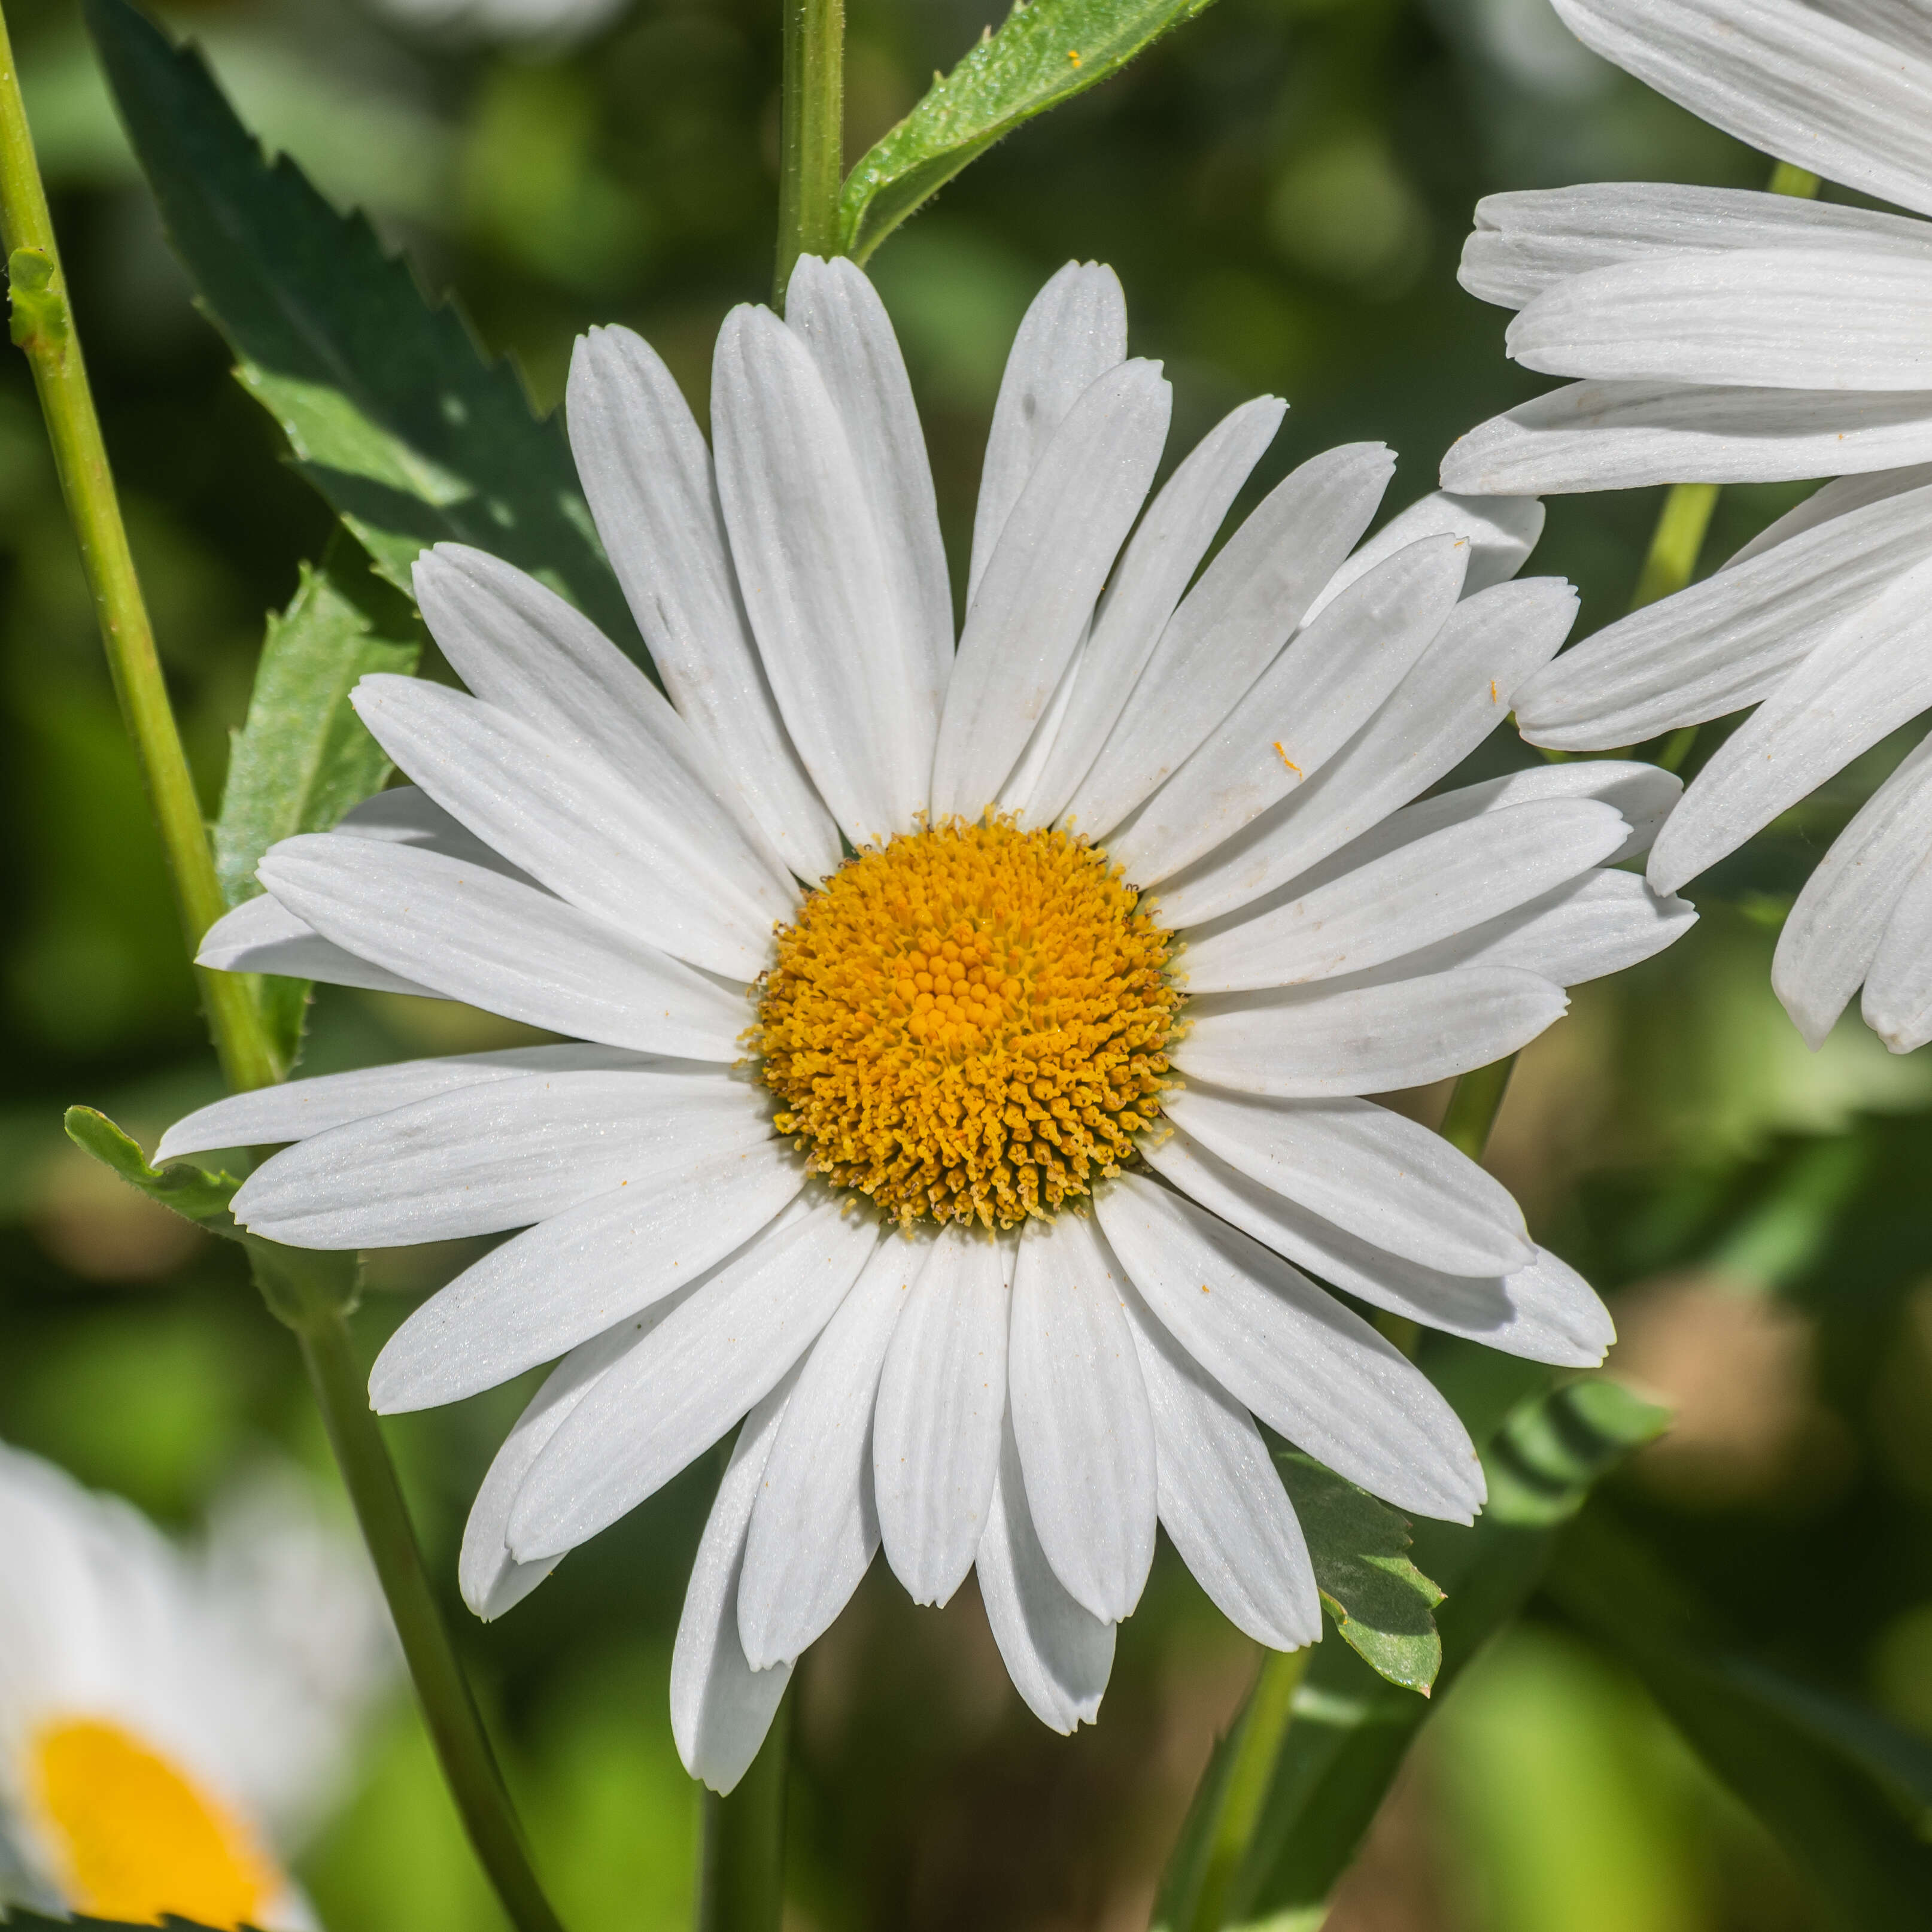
3;0;1932;1924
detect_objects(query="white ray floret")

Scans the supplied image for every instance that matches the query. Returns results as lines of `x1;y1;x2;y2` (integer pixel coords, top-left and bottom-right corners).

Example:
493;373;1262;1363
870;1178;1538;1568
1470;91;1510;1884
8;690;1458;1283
1442;0;1932;1052
165;257;1692;1782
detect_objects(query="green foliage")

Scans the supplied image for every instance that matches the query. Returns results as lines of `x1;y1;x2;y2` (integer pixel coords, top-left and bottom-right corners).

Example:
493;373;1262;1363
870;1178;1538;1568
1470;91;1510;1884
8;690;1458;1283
839;0;1223;262
5;246;68;353
63;1102;241;1229
1278;1449;1444;1695
212;531;420;1070
80;0;643;663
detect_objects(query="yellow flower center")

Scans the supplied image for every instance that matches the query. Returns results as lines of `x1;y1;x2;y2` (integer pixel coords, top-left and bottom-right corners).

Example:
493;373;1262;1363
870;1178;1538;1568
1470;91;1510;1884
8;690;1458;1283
28;1717;281;1928
753;817;1180;1228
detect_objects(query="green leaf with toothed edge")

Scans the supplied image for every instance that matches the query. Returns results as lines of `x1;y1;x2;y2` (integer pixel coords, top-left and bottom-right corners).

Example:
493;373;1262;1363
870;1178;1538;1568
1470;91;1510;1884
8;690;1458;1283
839;0;1224;264
81;0;645;668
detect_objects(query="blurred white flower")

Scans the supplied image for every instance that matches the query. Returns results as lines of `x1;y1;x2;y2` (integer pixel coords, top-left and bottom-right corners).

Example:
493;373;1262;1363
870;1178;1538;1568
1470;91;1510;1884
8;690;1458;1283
163;258;1690;1791
1442;0;1932;1052
367;0;629;48
0;1444;390;1928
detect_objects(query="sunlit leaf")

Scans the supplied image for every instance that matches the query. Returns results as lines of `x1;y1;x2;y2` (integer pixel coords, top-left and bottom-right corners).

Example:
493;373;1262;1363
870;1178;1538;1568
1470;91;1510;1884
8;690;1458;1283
212;531;420;1071
81;0;644;663
1277;1450;1444;1696
839;0;1222;263
64;1102;241;1229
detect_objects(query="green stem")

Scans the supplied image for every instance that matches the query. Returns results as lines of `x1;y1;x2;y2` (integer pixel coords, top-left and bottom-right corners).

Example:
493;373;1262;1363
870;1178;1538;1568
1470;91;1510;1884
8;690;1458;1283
774;0;844;305
3;20;566;1928
1629;481;1720;612
0;4;274;1095
1440;1052;1517;1161
697;1694;791;1932
298;1306;567;1932
1182;1650;1312;1932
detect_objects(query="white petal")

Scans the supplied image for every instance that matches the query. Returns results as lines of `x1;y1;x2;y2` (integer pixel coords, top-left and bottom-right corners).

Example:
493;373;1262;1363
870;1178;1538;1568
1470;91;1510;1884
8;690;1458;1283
567;326;840;880
997;616;1095;821
196;890;442;1001
158;1043;660;1160
1439;380;1932;496
872;1226;1011;1608
1113;536;1469;885
1729;463;1932;567
970;262;1128;604
974;1412;1116;1733
410;545;800;901
671;1372;797;1794
1773;731;1932;1047
1353;870;1697;989
1176;967;1569;1098
1019;396;1287;827
712;305;940;846
1461;183;1932;311
1181;798;1626;994
256;833;748;1059
931;361;1171;822
1508;248;1932;392
1648;554;1932;894
508;1195;880;1560
1153;576;1576;928
1302;490;1545;624
1160;1086;1532;1276
231;1069;768;1248
1095;1174;1484;1521
1548;0;1932;222
367;1144;805;1410
1144;1126;1614;1366
1864;840;1932;1052
736;1235;918;1669
1066;444;1395;839
350;675;789;977
1514;481;1932;749
1007;1215;1158;1623
1118;1289;1320;1650
785;256;954;692
459;1299;687;1620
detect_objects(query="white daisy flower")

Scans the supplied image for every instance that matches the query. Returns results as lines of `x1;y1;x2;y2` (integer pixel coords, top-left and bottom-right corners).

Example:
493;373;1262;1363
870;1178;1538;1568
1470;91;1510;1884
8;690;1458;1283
161;259;1691;1788
1439;0;1932;1051
0;1444;389;1928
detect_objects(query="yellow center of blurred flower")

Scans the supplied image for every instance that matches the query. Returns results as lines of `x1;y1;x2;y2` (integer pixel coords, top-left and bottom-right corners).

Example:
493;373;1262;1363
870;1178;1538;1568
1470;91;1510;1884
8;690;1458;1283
753;817;1180;1228
28;1717;280;1929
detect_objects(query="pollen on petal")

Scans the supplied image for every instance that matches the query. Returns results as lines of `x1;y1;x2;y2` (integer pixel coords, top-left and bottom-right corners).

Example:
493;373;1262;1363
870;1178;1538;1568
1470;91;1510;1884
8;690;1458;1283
751;815;1180;1229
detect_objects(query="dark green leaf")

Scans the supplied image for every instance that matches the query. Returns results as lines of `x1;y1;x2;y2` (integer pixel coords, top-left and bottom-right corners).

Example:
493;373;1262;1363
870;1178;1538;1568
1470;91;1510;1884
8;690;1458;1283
213;531;420;1070
1548;1514;1932;1932
839;0;1222;263
82;0;644;663
1152;1367;1666;1931
1277;1450;1443;1696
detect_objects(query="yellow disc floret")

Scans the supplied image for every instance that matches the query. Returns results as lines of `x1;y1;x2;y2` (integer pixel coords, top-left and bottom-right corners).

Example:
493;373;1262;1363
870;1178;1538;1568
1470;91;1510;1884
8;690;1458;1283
752;816;1180;1228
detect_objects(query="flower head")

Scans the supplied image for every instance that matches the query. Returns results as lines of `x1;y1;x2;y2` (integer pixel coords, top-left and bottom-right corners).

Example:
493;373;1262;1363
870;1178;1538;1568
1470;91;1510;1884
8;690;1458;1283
167;259;1693;1785
0;1445;388;1928
1442;0;1932;1050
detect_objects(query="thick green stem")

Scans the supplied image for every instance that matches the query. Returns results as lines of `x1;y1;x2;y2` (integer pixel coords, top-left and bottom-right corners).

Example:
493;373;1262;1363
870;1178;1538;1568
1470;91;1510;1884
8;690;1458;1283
298;1305;567;1932
774;0;844;305
698;1694;791;1932
1441;1053;1517;1161
0;5;274;1094
1629;481;1720;613
4;20;566;1927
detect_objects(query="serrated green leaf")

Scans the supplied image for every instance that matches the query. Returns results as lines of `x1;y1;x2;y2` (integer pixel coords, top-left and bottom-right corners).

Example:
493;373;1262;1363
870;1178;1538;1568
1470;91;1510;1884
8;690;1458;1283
82;0;644;664
63;1104;242;1229
213;531;420;1070
839;0;1221;263
1276;1450;1443;1696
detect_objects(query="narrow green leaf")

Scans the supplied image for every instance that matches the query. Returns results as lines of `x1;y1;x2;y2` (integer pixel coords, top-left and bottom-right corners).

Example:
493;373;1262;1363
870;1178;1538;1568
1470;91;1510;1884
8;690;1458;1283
1277;1451;1444;1696
1152;1370;1665;1931
1548;1515;1932;1932
213;531;420;1069
839;0;1221;263
63;1103;242;1229
81;0;645;664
